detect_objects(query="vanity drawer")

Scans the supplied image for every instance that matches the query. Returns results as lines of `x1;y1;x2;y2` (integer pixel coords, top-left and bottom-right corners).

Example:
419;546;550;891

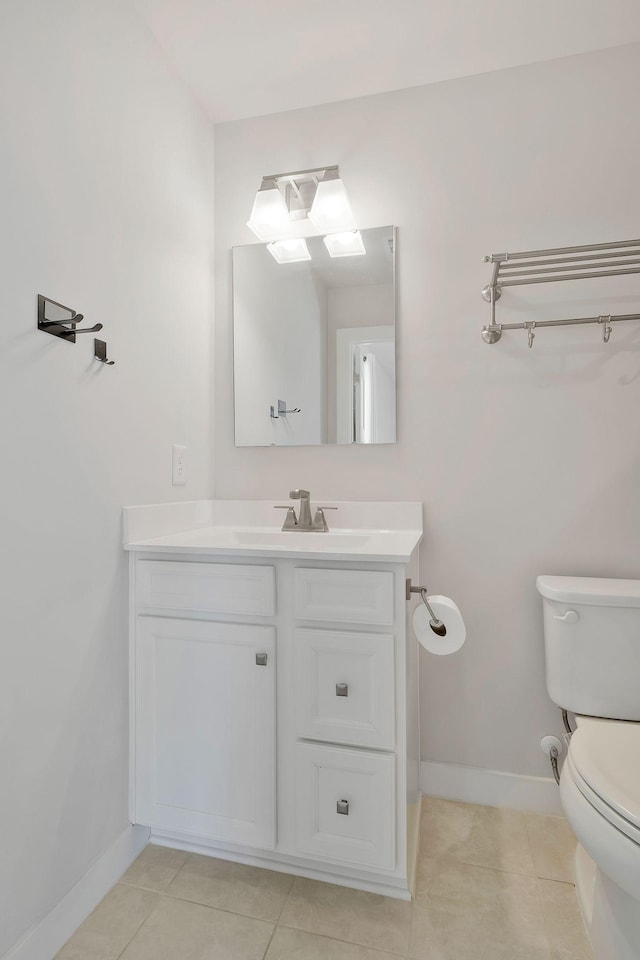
295;629;395;749
295;742;395;869
136;560;275;616
294;568;394;625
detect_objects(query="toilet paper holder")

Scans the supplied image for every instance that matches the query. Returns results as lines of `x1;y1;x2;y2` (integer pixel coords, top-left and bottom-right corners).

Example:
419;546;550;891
406;579;447;637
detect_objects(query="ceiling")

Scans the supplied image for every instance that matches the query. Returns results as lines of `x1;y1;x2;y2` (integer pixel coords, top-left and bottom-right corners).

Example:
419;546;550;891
132;0;640;123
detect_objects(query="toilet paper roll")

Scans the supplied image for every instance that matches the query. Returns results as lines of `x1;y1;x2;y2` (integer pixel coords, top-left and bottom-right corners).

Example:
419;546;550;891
413;595;466;655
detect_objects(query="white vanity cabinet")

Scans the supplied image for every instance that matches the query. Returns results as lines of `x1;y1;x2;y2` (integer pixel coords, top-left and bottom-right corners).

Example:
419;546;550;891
126;500;422;900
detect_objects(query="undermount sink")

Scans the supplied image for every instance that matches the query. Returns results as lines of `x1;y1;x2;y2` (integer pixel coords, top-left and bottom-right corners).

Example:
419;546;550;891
229;530;372;548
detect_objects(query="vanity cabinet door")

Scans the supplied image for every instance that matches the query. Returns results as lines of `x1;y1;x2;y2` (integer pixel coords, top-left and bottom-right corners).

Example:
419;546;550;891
135;617;276;848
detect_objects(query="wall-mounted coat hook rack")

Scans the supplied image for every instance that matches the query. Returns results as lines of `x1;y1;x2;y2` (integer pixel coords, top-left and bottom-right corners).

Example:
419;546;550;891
94;339;115;365
38;294;103;343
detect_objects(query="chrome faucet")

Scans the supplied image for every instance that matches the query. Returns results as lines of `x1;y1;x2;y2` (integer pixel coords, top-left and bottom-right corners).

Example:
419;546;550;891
290;489;312;527
274;490;337;532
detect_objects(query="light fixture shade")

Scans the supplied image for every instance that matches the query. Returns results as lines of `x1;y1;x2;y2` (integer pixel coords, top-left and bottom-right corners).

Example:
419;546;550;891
247;183;290;240
308;177;356;232
323;230;366;258
267;238;312;264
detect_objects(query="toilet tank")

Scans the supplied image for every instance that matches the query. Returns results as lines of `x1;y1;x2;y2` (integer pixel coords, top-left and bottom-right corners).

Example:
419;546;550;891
537;576;640;721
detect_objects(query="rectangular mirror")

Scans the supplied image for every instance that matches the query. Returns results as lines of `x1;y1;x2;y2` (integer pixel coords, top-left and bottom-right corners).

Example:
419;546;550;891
233;225;396;446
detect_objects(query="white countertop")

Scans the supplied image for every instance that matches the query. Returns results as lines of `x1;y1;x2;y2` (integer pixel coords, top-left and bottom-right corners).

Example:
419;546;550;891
123;500;423;563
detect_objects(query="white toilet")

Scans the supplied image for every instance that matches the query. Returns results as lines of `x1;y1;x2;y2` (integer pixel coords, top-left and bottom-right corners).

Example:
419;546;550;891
537;576;640;960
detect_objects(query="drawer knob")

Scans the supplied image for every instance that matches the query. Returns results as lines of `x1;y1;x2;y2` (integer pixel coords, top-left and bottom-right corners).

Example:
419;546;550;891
255;653;268;666
335;683;349;697
336;799;350;816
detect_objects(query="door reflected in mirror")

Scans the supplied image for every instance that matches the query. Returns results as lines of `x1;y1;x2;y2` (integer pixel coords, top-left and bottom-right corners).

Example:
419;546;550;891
232;225;396;446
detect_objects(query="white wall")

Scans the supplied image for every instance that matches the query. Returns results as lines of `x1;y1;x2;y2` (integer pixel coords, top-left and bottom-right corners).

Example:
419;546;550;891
0;2;214;954
214;45;640;779
233;245;326;445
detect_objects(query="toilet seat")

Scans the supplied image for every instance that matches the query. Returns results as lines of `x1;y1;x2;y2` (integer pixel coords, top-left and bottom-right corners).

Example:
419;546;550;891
569;717;640;840
561;716;640;903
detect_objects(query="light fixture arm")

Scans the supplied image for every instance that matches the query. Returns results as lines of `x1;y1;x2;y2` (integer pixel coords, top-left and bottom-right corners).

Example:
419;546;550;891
260;164;338;184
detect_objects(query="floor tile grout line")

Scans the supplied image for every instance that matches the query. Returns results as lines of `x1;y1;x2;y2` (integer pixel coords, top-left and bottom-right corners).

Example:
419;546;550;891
416;854;556;886
120;878;178;895
275;919;411;957
162;852;192;895
535;871;577;884
119;851;190;898
423;855;539;880
273;875;295;924
259;922;279;960
117;885;288;926
109;895;159;960
261;874;297;957
417;840;576;883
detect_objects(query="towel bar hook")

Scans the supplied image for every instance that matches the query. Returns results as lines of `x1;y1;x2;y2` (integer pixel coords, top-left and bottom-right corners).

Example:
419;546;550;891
599;315;613;343
525;321;536;348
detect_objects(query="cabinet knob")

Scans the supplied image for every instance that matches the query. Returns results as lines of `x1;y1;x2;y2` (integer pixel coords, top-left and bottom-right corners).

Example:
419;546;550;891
336;799;350;816
255;653;268;666
335;683;349;697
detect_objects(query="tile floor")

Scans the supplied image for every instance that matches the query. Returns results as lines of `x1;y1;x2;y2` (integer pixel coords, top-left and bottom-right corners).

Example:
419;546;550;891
55;798;594;960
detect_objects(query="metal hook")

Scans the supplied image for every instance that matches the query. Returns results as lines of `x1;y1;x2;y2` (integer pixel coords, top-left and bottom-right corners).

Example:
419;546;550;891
525;321;536;348
270;399;301;419
72;323;103;336
599;315;613;343
94;339;115;365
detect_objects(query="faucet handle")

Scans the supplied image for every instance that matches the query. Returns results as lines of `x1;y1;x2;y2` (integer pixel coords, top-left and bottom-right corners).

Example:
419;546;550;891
274;505;298;529
312;506;337;532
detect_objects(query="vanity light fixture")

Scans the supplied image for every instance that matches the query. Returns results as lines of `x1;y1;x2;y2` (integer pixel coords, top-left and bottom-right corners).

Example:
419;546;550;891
267;238;312;264
246;178;291;241
247;165;356;241
308;169;356;233
323;230;366;258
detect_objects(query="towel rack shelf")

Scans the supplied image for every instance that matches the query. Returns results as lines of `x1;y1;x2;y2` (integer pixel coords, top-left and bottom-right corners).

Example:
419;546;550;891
481;238;640;345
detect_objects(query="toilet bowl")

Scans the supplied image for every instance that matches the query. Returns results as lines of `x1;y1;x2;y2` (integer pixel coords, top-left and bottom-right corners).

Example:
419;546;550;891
561;718;640;960
537;576;640;960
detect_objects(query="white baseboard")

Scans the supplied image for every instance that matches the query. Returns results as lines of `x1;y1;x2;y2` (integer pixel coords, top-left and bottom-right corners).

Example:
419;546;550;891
421;761;564;816
3;824;150;960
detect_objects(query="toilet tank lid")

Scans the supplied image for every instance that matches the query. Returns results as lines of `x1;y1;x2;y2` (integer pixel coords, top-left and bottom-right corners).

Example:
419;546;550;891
536;575;640;607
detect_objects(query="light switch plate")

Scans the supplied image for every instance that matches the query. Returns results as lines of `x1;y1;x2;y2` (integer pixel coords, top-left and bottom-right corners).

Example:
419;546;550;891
172;444;187;485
